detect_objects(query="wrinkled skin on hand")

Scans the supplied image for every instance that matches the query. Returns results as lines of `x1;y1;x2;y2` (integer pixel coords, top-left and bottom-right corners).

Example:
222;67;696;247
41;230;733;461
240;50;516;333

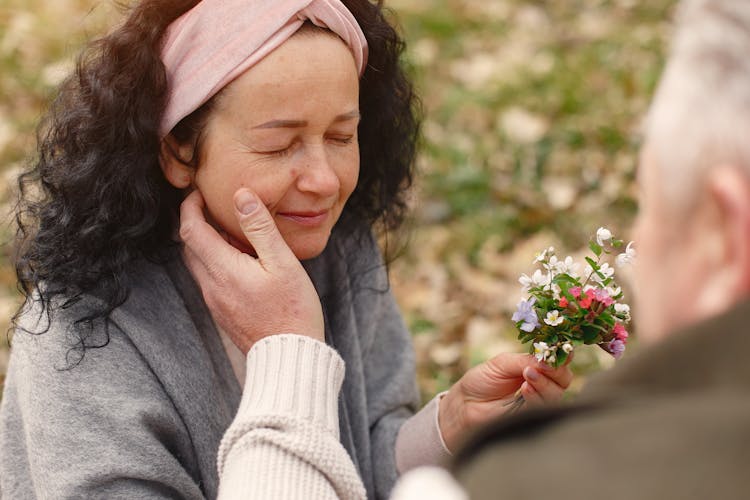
180;188;325;354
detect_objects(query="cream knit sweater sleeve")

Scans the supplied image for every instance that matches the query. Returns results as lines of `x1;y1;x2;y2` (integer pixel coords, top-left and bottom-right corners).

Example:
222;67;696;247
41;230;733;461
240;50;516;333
217;335;366;500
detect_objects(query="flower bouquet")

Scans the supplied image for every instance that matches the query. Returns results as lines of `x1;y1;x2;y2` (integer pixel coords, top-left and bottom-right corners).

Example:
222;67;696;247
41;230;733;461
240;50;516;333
507;228;635;411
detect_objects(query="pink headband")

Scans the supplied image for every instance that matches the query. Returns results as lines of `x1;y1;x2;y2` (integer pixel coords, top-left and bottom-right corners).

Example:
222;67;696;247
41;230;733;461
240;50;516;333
159;0;368;138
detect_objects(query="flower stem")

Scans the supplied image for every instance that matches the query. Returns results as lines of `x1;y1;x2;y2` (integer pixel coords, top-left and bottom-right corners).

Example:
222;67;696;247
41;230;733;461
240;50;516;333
503;389;526;414
581;253;603;289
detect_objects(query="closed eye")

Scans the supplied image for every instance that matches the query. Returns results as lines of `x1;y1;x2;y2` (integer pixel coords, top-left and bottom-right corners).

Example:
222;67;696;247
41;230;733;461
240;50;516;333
257;142;298;157
328;135;355;145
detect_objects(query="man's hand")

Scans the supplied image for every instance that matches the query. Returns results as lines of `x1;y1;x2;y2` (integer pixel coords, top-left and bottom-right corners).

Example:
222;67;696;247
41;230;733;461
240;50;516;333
180;188;325;354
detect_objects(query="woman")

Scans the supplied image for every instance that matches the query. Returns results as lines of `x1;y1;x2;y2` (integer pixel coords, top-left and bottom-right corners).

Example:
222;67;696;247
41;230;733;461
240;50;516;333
0;0;572;498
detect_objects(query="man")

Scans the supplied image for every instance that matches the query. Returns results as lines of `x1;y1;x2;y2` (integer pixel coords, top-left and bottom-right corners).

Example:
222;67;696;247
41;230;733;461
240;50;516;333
392;0;750;497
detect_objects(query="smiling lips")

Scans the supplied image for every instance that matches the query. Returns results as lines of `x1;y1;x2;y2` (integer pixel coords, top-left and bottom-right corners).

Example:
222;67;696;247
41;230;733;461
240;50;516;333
277;210;330;227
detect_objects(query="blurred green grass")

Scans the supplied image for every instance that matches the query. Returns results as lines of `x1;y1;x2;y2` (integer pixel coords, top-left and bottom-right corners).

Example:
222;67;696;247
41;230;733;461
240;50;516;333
0;0;677;398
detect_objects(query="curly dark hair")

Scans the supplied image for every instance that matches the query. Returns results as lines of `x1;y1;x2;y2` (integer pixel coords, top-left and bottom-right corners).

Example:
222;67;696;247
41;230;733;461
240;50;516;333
12;0;420;362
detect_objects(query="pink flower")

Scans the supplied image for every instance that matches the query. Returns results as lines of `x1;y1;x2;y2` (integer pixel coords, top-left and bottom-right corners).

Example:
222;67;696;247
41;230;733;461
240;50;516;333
559;297;569;308
568;287;582;298
593;288;614;307
613;323;629;342
578;288;595;309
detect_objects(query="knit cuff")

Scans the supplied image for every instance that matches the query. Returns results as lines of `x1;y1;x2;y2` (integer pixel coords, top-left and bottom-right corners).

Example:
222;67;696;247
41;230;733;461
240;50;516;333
395;392;453;473
236;334;345;437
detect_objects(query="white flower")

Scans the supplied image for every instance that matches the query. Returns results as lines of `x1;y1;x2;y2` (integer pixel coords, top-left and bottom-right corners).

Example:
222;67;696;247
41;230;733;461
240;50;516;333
533;341;550;362
596;227;613;246
543;255;559;273
519;269;551;292
562;342;574;353
616;241;637;267
547;355;556;364
550;283;562;300
614;303;631;320
519;274;533;291
560;256;580;277
547;255;579;277
599;263;615;279
534;246;555;263
544;310;565;326
606;286;622;298
588;262;615;284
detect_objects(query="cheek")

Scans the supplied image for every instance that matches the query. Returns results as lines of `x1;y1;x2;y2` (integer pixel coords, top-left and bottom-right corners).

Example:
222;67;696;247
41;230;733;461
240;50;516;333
195;159;291;234
338;149;360;200
632;213;667;338
632;210;695;340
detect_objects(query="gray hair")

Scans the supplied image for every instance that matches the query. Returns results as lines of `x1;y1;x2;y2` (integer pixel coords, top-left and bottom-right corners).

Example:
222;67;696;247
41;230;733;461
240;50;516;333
646;0;750;205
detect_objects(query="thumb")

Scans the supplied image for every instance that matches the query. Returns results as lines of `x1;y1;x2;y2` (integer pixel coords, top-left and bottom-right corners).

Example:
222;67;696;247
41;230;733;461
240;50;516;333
234;189;295;270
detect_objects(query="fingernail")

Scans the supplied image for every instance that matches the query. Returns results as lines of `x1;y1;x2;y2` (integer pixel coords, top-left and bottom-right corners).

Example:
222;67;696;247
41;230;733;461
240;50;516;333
236;190;257;215
525;367;539;381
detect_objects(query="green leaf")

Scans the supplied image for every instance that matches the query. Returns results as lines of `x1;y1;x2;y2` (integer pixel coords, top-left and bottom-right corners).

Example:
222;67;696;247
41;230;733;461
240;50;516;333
585;256;599;270
520;332;536;343
598;311;616;326
612;239;624;248
588;240;602;257
553;274;582;289
581;325;601;343
555;349;569;366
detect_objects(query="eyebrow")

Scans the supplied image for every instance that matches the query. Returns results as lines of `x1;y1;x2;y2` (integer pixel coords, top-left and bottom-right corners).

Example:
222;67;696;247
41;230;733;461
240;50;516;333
252;110;361;129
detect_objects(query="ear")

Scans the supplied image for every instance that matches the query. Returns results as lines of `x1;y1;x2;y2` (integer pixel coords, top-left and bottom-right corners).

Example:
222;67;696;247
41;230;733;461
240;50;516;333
159;134;194;189
693;166;750;316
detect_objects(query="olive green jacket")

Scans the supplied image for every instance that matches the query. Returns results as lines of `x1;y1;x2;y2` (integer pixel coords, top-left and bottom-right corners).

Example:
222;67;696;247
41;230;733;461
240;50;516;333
453;301;750;500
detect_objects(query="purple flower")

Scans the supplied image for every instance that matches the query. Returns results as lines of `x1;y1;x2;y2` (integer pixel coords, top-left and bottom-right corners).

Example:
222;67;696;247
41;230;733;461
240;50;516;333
604;339;626;359
512;297;540;333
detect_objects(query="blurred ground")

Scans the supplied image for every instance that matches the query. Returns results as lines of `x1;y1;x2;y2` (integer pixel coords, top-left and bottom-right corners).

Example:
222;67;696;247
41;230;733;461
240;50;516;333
0;0;677;398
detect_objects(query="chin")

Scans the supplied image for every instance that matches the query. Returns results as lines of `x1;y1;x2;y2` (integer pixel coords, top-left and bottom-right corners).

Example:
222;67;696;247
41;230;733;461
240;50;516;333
286;233;332;261
289;242;329;261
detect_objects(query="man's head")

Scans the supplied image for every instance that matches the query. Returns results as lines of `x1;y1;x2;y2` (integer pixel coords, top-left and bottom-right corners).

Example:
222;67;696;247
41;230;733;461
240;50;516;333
634;0;750;342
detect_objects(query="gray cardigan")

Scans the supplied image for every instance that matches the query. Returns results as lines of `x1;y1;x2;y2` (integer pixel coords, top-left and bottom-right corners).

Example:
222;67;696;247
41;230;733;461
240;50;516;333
0;229;420;499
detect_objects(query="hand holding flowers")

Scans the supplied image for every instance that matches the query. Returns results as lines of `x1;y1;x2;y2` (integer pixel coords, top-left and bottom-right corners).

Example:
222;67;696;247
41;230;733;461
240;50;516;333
437;228;631;449
438;352;573;451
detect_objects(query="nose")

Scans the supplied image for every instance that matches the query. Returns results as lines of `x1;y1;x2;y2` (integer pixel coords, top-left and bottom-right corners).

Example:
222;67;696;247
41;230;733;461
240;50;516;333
296;145;340;198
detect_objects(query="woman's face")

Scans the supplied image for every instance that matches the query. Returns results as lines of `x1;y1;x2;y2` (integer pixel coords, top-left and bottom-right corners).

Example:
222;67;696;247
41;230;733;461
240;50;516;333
185;33;361;260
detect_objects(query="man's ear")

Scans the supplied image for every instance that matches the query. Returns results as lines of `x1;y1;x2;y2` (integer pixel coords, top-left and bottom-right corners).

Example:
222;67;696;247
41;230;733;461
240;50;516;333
159;135;194;189
694;166;750;315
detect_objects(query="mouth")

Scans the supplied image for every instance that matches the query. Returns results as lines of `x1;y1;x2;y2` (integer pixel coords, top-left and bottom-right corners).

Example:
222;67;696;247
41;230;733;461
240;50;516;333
277;210;330;227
